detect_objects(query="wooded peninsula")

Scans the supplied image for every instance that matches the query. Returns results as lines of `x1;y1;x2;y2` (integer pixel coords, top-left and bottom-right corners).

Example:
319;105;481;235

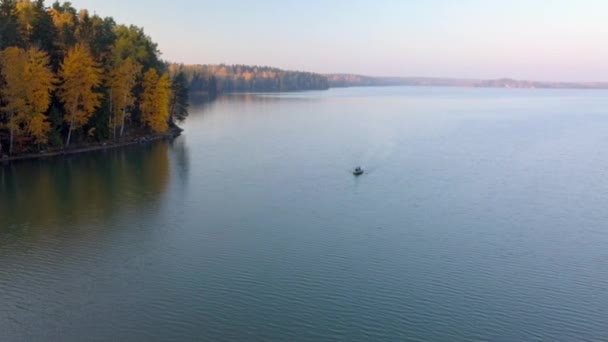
0;0;193;158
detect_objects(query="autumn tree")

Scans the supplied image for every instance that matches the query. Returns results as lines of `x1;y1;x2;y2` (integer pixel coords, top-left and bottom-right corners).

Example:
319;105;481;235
0;47;26;154
49;1;76;63
0;46;54;152
15;0;34;42
107;56;141;138
6;0;46;49
23;47;55;145
140;68;171;133
58;43;101;147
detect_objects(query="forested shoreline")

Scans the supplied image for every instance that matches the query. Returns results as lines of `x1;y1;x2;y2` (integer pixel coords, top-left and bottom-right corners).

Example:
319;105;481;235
0;0;189;158
0;1;331;160
175;64;329;95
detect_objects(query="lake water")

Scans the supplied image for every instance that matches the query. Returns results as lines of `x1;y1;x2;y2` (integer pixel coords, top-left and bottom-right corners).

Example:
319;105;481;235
2;87;608;341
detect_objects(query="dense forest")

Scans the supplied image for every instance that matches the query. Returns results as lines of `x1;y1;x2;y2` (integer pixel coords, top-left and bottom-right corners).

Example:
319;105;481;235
0;0;189;157
173;64;329;95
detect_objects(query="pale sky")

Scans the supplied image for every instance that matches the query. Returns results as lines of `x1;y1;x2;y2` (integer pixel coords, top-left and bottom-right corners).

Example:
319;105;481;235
55;0;608;81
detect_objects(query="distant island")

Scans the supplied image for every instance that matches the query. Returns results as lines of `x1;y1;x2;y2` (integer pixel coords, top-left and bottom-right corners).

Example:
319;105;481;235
326;74;608;89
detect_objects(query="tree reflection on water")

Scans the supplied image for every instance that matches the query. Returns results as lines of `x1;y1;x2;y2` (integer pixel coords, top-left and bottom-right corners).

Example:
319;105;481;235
0;141;179;242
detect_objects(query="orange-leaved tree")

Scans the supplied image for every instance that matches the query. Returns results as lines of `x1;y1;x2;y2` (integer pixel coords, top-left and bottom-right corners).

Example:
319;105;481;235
140;68;171;133
0;47;55;153
23;47;56;145
0;47;28;155
58;43;102;147
107;57;141;139
15;0;35;42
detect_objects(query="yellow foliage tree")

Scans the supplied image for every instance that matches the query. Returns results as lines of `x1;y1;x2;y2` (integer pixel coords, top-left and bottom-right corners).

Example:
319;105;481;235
49;6;76;60
108;57;141;139
16;0;35;41
49;8;74;28
140;69;171;133
0;47;55;152
58;43;102;147
28;113;51;145
0;47;27;154
23;48;55;145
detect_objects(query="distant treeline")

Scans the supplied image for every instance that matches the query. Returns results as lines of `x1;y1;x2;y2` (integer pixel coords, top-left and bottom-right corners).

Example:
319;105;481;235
0;0;188;157
327;74;608;89
327;74;479;88
327;74;398;88
173;64;329;94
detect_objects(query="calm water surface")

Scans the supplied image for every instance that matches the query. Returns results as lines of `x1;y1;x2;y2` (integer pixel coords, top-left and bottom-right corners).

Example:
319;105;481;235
2;87;608;341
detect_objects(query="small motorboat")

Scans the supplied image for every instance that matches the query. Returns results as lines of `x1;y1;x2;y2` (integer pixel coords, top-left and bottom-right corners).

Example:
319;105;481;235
353;166;364;176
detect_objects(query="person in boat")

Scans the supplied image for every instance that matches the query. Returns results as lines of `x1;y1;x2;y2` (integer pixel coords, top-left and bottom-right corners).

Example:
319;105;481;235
353;166;363;175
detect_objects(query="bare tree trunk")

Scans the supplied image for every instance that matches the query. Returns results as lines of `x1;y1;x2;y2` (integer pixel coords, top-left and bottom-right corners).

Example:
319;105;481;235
119;93;127;137
8;112;14;155
120;107;126;137
109;89;114;140
66;117;74;147
9;127;13;155
112;110;116;141
66;106;76;147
